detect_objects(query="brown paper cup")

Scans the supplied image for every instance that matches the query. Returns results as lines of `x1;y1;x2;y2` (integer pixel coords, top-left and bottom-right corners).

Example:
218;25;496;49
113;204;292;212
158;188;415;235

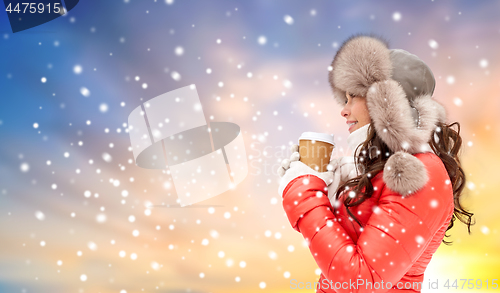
298;132;335;172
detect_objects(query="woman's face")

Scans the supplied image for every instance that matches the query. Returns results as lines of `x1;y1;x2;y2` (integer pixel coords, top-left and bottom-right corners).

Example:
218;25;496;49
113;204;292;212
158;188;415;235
341;92;371;133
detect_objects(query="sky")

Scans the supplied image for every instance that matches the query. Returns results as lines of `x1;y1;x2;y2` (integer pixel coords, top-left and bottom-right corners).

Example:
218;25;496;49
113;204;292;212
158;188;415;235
1;0;499;292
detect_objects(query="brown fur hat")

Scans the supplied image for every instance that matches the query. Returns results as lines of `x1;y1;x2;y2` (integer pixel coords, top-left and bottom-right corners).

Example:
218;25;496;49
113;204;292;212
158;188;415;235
329;34;393;103
329;34;448;195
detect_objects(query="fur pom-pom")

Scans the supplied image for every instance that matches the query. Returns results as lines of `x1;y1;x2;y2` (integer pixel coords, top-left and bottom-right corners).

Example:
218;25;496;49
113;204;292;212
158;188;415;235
383;151;428;196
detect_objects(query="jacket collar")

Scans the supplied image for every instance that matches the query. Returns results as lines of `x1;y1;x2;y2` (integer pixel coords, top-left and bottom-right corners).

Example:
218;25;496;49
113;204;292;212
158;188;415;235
347;123;370;156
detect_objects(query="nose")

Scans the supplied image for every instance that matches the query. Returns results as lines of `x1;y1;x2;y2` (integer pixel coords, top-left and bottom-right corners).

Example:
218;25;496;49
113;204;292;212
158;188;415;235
341;104;350;118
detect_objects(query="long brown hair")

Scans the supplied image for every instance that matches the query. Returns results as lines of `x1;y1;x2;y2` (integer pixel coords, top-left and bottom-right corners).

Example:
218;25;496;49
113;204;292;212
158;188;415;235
334;122;474;244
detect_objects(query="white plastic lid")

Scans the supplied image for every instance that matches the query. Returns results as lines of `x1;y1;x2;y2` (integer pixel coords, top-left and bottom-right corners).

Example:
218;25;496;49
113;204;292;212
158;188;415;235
298;132;335;145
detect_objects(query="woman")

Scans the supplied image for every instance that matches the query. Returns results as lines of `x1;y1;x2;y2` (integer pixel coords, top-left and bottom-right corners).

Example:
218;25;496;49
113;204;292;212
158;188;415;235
277;35;473;293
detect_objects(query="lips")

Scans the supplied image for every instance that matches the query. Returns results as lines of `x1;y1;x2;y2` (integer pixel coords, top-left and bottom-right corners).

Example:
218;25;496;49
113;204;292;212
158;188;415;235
347;121;358;131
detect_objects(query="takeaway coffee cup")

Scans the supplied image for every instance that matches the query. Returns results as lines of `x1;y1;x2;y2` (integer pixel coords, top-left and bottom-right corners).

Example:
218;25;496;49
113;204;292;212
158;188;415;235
298;132;335;172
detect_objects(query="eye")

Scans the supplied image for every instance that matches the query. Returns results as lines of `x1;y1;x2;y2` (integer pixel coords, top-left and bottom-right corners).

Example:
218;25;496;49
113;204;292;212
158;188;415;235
345;92;354;104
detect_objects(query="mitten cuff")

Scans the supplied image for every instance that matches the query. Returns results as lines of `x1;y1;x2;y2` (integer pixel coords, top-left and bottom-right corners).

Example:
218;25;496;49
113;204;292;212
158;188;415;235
278;161;332;197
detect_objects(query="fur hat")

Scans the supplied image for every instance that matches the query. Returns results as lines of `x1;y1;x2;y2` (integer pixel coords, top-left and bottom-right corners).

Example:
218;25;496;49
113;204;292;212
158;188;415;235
328;34;447;195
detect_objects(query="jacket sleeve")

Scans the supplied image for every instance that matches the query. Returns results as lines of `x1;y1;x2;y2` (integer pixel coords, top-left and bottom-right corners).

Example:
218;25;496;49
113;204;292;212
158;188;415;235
282;155;453;293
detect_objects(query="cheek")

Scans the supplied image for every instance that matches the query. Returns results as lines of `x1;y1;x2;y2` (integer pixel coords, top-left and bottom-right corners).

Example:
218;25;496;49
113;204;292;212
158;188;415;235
363;104;371;120
351;102;371;124
359;102;370;122
362;112;371;123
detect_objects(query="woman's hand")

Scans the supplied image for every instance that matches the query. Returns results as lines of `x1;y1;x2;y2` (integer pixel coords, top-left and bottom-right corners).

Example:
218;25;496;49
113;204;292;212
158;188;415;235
327;156;359;202
277;144;359;203
277;144;300;177
277;144;334;197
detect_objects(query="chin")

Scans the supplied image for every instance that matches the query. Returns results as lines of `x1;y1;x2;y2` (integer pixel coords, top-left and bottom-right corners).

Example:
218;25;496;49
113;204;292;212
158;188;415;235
349;124;359;133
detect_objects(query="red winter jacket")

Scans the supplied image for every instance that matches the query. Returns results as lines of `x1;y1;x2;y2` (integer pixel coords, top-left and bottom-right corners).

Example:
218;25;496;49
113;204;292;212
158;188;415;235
282;153;454;293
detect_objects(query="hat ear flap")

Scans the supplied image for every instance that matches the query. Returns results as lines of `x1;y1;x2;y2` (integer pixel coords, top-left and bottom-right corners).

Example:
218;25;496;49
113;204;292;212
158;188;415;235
366;80;416;153
407;95;442;153
431;99;447;124
367;80;443;154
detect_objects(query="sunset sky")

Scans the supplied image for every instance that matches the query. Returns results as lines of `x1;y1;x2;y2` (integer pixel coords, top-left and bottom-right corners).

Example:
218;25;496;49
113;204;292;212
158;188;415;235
1;1;499;292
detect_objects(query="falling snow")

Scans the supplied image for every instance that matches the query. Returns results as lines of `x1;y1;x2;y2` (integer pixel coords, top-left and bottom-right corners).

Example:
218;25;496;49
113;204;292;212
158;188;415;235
257;36;267;45
80;87;90;97
283;15;294;25
88;242;97;251
35;211;45;221
20;163;30;172
479;59;488;68
102;152;112;162
453;97;463;106
99;103;109;113
392;12;402;21
428;39;439;49
96;213;107;223
174;46;184;56
73;65;83;74
171;71;181;81
1;2;496;292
